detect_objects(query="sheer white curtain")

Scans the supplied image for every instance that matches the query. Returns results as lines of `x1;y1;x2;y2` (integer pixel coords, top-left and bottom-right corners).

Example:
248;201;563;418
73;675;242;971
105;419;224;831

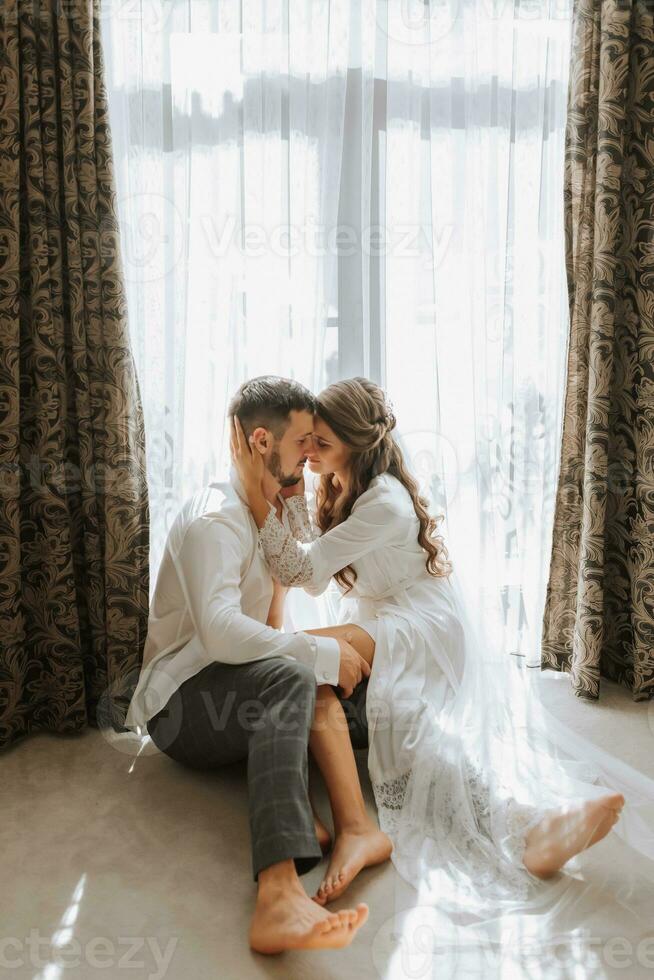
102;0;353;582
102;0;572;664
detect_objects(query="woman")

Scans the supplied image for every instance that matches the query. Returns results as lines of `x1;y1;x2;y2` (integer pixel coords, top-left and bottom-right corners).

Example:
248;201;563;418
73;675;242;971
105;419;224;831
230;377;654;926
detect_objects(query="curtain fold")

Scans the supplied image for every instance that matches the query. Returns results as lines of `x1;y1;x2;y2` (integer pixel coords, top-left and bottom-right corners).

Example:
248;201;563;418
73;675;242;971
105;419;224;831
541;0;654;700
0;0;150;750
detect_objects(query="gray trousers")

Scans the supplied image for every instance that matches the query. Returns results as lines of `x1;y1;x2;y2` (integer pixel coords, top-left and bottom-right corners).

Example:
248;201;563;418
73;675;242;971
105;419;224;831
146;656;369;881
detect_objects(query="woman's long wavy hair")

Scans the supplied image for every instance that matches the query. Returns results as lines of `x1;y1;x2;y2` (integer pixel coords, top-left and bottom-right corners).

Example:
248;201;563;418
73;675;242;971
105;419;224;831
314;377;453;593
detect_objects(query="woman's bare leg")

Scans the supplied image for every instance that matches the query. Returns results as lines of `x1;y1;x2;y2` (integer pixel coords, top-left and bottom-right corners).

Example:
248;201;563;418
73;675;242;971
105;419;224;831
303;624;376;833
302;623;376;834
307;761;332;853
267;597;348;852
302;624;393;904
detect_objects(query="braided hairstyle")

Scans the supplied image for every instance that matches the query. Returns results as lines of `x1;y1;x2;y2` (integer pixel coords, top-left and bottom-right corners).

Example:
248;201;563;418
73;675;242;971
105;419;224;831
314;377;453;592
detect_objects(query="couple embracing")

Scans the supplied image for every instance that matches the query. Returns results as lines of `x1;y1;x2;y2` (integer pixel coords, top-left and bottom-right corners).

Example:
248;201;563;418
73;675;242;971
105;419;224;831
124;375;625;955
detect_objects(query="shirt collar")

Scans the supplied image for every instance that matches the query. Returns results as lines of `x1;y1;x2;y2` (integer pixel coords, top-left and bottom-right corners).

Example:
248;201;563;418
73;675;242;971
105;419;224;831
228;465;276;513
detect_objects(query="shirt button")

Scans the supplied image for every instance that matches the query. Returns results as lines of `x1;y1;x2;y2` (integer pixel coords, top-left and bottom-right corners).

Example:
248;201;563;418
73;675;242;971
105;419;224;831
321;671;330;680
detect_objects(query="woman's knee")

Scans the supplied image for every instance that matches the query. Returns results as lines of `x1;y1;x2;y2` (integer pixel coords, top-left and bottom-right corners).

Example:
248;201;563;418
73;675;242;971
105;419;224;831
341;624;376;666
303;624;375;666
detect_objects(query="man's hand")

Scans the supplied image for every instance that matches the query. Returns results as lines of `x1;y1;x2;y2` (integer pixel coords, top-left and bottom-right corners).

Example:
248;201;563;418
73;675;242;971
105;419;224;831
336;632;371;698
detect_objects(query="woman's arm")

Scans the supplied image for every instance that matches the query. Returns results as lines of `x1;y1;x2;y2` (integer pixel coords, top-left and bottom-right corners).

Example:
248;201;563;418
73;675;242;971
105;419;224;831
283;492;320;543
255;498;403;593
265;578;289;629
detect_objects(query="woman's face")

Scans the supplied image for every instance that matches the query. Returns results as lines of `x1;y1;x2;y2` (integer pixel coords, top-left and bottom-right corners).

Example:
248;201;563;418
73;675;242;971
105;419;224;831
306;415;351;475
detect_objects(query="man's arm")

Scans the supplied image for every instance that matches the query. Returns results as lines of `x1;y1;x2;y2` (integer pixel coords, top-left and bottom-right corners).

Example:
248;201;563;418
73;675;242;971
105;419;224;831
174;514;340;684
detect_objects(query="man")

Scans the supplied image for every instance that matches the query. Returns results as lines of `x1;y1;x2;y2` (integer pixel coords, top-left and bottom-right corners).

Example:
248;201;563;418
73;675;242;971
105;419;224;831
124;376;370;954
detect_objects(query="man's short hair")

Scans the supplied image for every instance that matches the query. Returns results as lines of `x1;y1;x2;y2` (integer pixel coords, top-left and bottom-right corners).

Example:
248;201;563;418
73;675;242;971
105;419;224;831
227;375;316;439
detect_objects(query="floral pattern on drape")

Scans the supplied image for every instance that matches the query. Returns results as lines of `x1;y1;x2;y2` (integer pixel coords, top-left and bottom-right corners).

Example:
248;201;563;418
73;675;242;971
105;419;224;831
0;0;149;749
541;0;654;701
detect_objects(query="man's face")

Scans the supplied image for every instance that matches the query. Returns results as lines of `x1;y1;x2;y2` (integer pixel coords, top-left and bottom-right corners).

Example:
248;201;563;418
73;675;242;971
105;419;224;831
266;409;314;487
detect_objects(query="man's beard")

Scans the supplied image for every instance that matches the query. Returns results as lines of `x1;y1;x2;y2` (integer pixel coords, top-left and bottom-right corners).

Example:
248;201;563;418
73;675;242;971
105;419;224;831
267;447;303;488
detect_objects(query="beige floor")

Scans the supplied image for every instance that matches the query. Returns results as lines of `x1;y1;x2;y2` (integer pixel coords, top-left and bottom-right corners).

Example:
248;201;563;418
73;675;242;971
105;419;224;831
3;670;654;980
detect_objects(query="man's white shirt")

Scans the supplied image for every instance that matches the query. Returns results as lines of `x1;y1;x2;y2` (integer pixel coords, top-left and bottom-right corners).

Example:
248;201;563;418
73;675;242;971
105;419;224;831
123;469;341;733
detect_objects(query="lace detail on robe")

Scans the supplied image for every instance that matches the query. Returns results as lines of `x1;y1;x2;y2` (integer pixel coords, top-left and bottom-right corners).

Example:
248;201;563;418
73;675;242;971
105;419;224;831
259;508;315;586
371;769;413;836
374;747;550;898
374;769;412;810
283;494;319;543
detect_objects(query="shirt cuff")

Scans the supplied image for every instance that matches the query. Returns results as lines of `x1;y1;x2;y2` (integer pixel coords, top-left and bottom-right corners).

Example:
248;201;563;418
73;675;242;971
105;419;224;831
310;634;341;685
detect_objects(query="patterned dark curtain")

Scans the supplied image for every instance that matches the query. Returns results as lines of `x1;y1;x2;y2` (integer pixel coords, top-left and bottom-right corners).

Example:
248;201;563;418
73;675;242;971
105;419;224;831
541;0;654;701
0;0;150;749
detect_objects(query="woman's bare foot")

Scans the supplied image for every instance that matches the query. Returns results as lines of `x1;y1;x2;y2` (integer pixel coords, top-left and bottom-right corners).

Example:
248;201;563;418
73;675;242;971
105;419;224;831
312;819;393;905
314;811;332;854
249;881;368;954
522;791;625;879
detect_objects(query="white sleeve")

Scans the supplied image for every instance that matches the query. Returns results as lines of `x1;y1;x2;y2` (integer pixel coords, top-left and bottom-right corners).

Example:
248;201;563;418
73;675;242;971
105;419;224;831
175;516;340;683
258;482;409;596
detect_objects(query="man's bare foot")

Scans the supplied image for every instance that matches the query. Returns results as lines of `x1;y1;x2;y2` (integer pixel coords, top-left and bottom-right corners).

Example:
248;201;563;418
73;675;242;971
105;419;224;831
312;819;393;905
522;791;625;879
249;882;368;954
314;811;332;854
